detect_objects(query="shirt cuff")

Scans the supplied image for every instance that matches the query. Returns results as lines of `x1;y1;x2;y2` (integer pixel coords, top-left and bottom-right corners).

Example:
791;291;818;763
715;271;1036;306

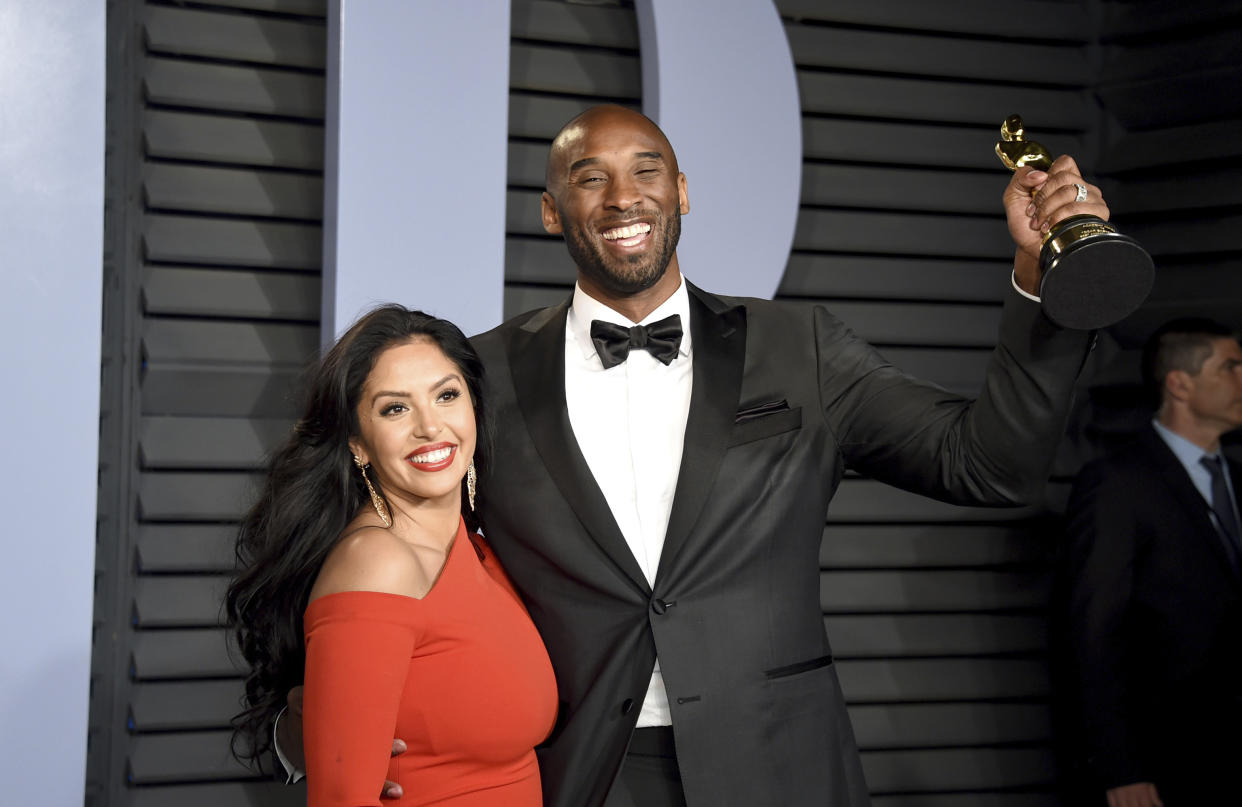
272;705;306;784
1011;270;1041;302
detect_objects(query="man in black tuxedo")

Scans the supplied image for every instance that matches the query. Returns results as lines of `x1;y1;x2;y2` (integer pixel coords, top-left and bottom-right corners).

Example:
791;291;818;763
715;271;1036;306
278;104;1104;805
464;105;1099;807
1057;319;1242;807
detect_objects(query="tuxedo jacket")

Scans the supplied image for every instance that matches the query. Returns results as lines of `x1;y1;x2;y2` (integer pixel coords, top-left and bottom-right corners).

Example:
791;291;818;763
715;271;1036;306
471;282;1091;807
1058;426;1242;801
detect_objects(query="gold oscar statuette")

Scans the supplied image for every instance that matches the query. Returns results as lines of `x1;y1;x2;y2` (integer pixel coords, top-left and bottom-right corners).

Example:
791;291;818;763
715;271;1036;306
996;115;1154;330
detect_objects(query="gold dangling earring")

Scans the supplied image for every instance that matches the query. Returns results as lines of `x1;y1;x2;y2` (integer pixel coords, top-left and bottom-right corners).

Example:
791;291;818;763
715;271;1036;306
353;455;392;527
466;460;477;512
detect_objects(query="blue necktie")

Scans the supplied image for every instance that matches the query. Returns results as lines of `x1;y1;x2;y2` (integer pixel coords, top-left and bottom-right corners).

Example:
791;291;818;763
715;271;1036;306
1200;455;1241;568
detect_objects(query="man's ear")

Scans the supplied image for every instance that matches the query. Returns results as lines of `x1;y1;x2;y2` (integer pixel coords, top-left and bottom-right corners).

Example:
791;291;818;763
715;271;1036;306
541;191;563;235
1165;370;1192;403
677;172;689;215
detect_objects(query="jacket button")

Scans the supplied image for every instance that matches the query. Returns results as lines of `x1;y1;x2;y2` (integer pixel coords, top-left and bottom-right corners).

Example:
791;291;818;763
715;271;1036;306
651;598;668;615
621;698;634;715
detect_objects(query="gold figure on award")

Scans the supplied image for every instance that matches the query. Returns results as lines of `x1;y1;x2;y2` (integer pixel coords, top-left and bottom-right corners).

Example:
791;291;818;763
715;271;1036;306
996;115;1154;330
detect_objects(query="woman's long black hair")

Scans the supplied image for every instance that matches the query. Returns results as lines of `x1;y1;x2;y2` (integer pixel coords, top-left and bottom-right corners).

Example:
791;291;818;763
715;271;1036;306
223;304;490;767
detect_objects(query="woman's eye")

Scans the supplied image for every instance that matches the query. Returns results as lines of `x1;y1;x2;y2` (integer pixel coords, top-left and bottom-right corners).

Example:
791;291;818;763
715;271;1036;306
380;403;407;416
438;388;462;403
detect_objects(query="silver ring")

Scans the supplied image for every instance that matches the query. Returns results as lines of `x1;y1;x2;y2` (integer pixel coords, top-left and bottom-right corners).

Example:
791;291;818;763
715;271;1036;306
1073;182;1088;203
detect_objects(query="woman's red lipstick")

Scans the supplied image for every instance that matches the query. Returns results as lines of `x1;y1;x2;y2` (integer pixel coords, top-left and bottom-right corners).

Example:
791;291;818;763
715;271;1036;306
405;442;456;472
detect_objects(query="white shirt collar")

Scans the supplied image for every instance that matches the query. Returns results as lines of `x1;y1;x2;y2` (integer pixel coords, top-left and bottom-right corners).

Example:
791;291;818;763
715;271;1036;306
566;275;693;364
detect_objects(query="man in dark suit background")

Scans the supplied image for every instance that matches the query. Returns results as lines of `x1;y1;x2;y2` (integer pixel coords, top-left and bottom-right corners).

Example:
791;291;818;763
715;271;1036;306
277;104;1107;805
1057;318;1242;806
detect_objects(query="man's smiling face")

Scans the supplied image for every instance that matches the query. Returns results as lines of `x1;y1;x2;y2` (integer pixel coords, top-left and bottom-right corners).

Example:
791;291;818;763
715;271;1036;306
541;106;690;300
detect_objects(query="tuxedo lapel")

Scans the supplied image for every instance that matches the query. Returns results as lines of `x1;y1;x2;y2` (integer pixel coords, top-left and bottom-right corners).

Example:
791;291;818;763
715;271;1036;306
507;300;652;594
1143;428;1242;582
656;283;747;583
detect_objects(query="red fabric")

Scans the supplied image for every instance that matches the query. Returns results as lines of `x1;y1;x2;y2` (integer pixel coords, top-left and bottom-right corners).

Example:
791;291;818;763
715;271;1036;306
303;520;557;806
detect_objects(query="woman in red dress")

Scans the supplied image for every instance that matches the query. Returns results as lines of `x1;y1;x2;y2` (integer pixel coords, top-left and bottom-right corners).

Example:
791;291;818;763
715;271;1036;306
226;305;557;806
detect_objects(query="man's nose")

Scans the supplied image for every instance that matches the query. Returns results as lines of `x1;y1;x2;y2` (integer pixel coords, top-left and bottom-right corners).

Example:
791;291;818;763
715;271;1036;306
604;174;640;210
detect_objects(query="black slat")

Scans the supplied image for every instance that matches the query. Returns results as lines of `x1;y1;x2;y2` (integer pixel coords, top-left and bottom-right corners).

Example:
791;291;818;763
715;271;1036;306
825;614;1047;658
127;731;255;783
144;110;324;169
139;416;293;469
860;747;1056;793
820;570;1050;613
129;680;243;731
836;658;1049;702
144;5;325;68
143;213;322;270
144;57;325;118
137;472;260;522
132;576;229;628
136;524;237;573
792;209;1011;259
130;629;241;680
143;266;320;320
141;364;303;418
775;0;1088;40
509;42;640;98
819;525;1047;568
511;0;638;48
849;702;1051;749
141;319;317;363
130;782;306;807
801;165;1002;215
785;23;1086;85
797;72;1088;128
779;255;1013;304
143;163;324;219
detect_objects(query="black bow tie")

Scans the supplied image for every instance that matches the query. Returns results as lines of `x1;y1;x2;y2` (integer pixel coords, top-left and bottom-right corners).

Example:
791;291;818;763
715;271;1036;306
590;314;683;369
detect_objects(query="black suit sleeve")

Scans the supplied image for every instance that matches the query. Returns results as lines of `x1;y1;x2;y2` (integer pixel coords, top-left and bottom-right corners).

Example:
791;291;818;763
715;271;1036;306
816;289;1092;506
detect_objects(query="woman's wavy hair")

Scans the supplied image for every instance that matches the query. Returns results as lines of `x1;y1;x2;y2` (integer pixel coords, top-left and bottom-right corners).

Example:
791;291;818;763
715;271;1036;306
223;304;490;767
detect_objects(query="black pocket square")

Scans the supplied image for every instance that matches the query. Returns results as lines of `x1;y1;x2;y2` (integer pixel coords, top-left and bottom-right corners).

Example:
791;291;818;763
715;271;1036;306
734;399;790;423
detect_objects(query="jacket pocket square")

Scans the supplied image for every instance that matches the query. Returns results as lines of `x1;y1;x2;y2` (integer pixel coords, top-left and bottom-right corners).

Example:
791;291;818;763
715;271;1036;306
734;399;790;423
728;404;802;447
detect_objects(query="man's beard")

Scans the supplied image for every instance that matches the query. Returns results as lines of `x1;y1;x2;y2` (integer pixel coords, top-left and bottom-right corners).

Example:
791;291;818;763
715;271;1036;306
563;209;681;297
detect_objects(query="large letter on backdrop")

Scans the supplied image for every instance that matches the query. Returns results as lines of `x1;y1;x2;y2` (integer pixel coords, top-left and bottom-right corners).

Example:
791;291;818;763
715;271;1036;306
322;0;511;341
635;0;802;299
0;2;104;802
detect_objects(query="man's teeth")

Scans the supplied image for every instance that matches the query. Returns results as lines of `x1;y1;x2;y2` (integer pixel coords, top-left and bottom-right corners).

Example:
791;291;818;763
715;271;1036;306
602;223;651;240
410;447;452;464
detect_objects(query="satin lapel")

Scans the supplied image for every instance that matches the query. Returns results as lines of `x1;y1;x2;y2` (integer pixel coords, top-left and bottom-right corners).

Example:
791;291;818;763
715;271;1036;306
1225;451;1242;584
507;301;652;594
1143;428;1242;582
655;283;747;583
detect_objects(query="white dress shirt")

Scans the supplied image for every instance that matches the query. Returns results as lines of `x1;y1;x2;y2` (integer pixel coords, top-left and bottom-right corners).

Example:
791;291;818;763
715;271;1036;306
565;276;693;727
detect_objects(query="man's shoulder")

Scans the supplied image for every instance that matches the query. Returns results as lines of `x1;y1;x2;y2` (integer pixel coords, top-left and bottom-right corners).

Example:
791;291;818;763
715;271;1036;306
470;304;564;350
1075;427;1166;483
686;283;815;327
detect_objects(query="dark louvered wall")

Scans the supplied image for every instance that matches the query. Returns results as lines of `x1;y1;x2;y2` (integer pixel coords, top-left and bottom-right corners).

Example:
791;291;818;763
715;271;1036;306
90;1;324;805
1074;1;1242;453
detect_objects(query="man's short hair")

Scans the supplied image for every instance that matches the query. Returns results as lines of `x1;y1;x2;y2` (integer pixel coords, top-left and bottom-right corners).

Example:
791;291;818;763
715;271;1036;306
1142;317;1237;408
